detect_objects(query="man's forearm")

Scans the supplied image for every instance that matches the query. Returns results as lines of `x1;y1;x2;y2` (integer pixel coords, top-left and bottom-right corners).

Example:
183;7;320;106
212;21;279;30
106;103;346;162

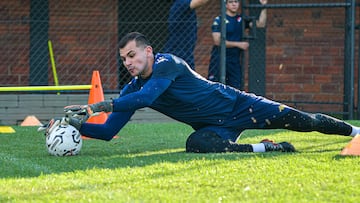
257;8;267;28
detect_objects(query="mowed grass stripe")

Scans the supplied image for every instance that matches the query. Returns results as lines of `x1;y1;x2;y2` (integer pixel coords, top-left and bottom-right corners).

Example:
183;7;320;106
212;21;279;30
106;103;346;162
0;152;53;174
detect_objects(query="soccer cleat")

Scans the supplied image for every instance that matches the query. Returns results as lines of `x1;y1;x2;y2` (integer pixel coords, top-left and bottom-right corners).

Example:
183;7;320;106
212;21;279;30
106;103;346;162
261;139;295;152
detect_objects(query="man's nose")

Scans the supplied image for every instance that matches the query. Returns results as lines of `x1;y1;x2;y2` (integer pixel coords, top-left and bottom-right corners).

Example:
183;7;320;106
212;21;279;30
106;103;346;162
124;58;131;66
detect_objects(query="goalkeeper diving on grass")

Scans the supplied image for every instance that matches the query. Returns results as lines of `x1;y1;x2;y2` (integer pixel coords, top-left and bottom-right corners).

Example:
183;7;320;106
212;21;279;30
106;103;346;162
41;32;360;153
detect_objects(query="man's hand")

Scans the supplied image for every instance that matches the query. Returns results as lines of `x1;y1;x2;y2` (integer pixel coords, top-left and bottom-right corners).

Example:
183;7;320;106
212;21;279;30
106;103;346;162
64;100;113;117
67;116;88;130
37;117;69;136
64;104;93;117
259;0;267;5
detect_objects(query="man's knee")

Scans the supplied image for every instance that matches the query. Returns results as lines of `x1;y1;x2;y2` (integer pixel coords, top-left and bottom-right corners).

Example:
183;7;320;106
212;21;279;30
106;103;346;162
186;130;225;153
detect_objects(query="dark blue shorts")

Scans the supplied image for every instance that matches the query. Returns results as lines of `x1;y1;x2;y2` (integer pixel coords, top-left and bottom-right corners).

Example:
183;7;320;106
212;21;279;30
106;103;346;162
198;95;291;142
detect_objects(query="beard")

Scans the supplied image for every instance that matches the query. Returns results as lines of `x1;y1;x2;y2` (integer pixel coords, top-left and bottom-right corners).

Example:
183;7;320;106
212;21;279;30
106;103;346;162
138;61;150;78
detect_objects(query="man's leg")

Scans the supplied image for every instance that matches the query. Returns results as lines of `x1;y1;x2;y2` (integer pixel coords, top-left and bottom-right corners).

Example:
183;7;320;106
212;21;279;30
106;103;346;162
207;48;220;82
225;60;242;90
265;108;356;136
185;130;295;153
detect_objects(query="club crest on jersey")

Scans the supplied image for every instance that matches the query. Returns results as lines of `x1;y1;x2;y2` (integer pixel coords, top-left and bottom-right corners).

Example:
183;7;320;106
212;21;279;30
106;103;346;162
213;16;220;26
156;56;168;64
237;16;242;22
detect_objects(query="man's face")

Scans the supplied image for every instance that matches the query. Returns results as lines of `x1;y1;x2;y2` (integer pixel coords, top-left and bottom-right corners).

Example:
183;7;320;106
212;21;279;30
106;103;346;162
119;40;151;77
226;0;239;13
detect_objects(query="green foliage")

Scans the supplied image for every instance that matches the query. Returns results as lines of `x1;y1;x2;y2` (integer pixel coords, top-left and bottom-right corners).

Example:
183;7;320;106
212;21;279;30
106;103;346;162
1;122;360;202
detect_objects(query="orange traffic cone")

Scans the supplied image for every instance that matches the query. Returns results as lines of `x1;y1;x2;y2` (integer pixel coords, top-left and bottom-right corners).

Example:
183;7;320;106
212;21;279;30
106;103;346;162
86;70;108;125
340;135;360;156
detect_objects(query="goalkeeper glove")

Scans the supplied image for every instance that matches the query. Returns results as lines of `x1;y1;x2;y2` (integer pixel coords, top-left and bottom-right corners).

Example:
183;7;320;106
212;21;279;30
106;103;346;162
37;116;89;133
67;116;88;130
37;117;69;136
64;100;113;117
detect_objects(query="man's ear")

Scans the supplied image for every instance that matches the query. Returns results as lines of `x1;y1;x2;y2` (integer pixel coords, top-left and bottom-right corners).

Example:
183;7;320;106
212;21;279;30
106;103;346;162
145;46;153;56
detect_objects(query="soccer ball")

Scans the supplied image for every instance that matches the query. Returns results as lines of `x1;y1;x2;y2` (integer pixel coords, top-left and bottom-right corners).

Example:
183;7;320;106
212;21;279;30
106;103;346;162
46;124;82;156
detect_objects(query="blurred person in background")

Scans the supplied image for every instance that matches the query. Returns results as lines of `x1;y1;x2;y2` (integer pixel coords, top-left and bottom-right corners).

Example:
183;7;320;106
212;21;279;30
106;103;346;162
207;0;267;89
163;0;211;70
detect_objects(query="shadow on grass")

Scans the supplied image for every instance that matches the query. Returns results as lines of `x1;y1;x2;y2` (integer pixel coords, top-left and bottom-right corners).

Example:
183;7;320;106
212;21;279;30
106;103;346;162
299;139;349;153
333;154;360;160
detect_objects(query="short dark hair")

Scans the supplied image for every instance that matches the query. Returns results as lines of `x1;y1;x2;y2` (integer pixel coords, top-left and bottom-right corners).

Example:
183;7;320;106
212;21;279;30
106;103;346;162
118;32;151;49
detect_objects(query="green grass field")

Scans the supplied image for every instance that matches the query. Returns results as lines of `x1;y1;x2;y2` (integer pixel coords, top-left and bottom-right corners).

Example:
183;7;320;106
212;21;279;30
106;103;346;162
1;121;360;202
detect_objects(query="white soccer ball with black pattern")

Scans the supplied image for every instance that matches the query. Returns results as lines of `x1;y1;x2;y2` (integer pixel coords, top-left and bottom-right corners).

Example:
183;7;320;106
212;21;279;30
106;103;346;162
46;124;82;156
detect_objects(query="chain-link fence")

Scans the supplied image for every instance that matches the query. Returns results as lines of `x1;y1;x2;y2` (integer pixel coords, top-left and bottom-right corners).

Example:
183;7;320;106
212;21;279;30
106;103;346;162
244;0;358;118
0;0;359;118
0;0;215;92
